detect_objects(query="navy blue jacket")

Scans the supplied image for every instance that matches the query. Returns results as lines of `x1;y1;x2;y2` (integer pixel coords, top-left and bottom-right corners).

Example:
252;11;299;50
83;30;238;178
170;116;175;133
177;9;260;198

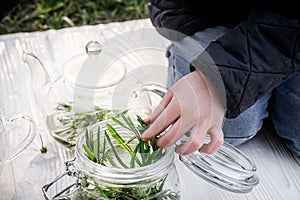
149;0;300;118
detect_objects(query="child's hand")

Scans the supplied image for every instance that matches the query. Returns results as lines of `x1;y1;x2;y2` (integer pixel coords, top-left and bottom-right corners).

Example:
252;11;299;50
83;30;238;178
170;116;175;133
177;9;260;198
141;70;225;155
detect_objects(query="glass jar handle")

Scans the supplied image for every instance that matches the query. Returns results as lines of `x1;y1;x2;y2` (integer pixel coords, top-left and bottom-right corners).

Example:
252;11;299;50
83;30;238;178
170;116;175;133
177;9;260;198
42;158;82;200
132;83;167;99
6;114;36;161
128;83;167;119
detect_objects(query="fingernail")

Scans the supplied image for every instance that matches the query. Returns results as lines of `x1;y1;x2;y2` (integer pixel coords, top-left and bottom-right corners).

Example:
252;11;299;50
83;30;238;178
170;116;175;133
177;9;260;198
175;146;182;154
144;117;151;124
141;130;149;139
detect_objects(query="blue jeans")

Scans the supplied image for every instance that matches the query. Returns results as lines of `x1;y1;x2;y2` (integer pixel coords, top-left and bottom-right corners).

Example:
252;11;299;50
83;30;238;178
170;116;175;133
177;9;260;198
166;27;300;157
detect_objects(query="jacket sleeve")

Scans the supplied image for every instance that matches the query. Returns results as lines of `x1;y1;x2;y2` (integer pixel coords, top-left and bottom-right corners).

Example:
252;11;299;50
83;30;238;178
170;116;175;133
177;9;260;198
192;10;300;118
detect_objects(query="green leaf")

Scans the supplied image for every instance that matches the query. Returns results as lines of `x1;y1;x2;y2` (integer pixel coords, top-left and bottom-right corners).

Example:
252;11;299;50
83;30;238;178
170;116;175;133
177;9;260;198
145;148;163;165
93;140;98;160
88;130;94;151
85;129;90;149
130;142;139;168
137;115;148;127
101;135;106;165
104;130;128;169
96;126;101;163
151;136;158;151
105;152;118;168
110;116;130;131
123;114;141;139
83;144;97;162
106;123;133;154
40;146;47;154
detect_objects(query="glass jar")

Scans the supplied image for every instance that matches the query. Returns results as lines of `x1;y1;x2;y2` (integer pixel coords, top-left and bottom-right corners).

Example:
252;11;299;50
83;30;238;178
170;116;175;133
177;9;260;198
43;119;180;200
23;41;130;149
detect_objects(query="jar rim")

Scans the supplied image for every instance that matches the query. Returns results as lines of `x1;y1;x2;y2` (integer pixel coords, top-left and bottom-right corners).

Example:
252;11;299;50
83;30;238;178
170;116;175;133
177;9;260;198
75;120;175;184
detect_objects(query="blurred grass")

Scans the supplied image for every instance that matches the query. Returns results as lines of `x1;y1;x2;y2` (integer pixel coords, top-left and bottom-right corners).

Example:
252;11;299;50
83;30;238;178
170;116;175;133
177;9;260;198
0;0;149;34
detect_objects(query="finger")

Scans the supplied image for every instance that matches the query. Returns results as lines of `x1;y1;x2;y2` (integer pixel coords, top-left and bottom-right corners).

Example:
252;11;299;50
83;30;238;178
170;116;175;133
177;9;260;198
141;97;180;141
175;123;208;155
199;127;224;154
155;117;191;148
145;90;173;123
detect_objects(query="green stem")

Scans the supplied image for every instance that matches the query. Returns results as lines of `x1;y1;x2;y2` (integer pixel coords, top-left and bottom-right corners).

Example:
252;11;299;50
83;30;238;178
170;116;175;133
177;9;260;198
104;130;129;169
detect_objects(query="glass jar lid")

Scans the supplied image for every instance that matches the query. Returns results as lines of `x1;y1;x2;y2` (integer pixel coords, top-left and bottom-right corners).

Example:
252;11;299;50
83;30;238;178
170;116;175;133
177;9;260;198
179;139;259;193
62;41;127;89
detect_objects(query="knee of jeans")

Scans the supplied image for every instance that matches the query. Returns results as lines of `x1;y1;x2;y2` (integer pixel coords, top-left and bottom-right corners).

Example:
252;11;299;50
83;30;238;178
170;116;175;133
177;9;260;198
224;135;256;147
223;94;271;146
222;113;266;146
272;116;300;157
285;141;300;157
223;127;258;147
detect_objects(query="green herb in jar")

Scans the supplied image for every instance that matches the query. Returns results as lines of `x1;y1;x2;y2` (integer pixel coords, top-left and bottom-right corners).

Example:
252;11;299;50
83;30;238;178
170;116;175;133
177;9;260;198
52;102;125;148
80;113;180;200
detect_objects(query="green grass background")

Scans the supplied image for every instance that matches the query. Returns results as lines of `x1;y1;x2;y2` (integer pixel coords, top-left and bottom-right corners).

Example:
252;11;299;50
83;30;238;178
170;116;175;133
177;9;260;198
0;0;149;34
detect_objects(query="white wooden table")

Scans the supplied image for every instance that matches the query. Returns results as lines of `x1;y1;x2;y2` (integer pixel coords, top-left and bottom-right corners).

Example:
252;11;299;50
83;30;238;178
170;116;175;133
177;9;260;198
0;19;299;200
